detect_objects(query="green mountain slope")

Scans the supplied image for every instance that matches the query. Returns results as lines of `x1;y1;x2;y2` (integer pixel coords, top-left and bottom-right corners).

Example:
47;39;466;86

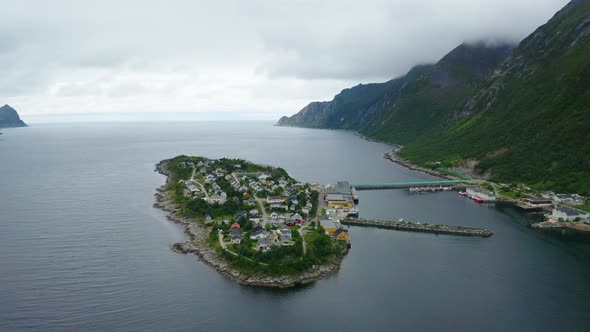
278;0;590;195
400;0;590;194
277;43;511;139
0;105;27;128
358;43;513;144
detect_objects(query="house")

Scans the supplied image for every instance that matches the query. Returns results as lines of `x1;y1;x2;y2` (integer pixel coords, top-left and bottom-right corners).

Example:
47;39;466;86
249;209;259;216
230;225;242;245
208;193;227;204
332;228;350;246
278;225;291;236
550;206;590;222
258;174;270;181
258;237;270;252
250;226;270;240
267;196;284;204
279;227;293;245
319;217;338;235
270;212;279;220
279;233;295;246
291;213;303;223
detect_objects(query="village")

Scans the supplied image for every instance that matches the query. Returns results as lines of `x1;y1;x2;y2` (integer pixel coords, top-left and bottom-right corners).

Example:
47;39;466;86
169;157;352;273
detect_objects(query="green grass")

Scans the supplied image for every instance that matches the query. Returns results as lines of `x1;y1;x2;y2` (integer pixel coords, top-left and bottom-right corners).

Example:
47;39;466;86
575;203;590;213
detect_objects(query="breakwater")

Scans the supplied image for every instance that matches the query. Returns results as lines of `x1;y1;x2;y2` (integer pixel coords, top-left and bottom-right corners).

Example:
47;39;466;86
342;218;493;238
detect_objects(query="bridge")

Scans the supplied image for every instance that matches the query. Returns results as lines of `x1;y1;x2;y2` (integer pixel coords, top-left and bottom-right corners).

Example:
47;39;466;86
349;179;472;190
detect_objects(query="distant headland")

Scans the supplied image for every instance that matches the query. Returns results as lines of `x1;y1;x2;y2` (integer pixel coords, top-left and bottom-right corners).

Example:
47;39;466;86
0;104;27;128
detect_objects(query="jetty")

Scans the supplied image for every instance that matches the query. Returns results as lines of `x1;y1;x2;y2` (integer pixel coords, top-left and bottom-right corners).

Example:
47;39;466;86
350;180;471;190
341;218;493;238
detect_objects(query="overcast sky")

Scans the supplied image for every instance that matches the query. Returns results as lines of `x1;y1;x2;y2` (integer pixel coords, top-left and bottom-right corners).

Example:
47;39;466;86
1;0;569;121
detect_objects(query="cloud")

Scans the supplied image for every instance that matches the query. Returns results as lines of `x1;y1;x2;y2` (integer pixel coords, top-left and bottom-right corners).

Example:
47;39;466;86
0;0;570;118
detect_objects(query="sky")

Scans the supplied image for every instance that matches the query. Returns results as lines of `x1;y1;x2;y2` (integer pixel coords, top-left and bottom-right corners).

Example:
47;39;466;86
0;0;570;122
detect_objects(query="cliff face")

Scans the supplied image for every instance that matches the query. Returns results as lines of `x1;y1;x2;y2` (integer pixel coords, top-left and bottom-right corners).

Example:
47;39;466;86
276;76;413;130
0;105;27;128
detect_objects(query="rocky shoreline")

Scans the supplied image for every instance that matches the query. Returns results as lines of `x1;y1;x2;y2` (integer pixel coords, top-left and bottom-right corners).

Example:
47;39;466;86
383;148;454;180
153;159;344;288
530;221;590;235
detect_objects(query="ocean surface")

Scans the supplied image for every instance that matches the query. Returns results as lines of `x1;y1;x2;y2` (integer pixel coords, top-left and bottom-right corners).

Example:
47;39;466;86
1;122;589;331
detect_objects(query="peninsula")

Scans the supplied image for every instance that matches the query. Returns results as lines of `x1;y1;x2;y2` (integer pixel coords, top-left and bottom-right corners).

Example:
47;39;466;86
154;156;349;288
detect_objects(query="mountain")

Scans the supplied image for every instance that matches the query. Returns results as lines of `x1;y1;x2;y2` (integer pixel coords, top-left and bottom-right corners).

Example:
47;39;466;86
400;0;590;194
0;105;27;128
277;42;514;144
278;0;590;195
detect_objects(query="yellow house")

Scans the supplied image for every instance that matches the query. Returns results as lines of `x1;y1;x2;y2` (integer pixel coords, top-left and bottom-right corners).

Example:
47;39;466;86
333;228;350;245
326;193;354;209
319;218;338;235
319;218;351;248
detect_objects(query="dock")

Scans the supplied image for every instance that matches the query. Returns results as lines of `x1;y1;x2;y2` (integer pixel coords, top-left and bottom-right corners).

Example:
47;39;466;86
350;180;472;190
341;218;493;238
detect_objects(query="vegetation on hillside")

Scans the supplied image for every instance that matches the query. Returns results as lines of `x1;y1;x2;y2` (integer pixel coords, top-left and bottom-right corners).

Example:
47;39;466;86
278;0;590;195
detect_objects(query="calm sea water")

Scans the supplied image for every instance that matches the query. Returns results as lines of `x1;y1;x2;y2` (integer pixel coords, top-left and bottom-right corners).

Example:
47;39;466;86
1;122;589;331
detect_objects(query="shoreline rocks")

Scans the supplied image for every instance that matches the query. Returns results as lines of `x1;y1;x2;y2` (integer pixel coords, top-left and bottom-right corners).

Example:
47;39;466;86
383;149;454;180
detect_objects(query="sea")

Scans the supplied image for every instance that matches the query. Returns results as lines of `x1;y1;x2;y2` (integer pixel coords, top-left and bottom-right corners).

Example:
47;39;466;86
1;121;589;331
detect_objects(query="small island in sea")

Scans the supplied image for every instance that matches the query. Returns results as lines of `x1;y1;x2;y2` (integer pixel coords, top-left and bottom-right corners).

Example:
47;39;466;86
154;156;351;288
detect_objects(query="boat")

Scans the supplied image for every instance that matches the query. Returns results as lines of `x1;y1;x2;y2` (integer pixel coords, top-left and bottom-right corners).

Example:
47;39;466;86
348;209;359;218
458;191;467;196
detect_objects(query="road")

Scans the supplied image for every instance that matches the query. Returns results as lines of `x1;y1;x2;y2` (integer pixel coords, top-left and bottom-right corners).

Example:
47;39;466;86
190;167;209;199
218;233;228;250
254;196;268;227
298;226;307;255
313;184;327;218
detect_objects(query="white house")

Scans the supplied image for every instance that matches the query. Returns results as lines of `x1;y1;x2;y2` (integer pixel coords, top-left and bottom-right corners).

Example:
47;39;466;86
208;193;227;204
250;228;270;240
267;196;284;204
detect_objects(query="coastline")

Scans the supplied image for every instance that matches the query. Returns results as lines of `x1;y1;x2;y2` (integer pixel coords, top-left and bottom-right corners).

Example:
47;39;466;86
383;147;454;180
153;159;344;288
